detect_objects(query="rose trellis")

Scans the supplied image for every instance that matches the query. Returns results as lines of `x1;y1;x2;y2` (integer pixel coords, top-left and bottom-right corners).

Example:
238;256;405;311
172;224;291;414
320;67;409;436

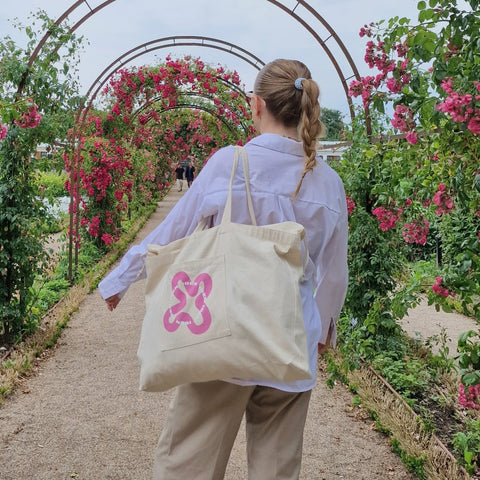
66;56;253;255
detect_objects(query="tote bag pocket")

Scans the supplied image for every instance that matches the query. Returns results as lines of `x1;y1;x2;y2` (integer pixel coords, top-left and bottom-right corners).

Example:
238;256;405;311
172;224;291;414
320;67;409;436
154;255;231;351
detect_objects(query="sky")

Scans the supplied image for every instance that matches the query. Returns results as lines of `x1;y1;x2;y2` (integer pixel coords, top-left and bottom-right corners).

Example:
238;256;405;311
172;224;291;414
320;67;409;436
0;0;424;118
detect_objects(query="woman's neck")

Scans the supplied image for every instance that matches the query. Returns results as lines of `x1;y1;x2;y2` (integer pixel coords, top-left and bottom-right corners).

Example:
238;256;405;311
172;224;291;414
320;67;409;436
261;126;299;141
258;115;299;141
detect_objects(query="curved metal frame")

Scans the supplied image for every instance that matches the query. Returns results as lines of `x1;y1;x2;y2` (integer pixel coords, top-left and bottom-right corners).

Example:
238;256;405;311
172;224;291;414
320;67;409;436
82;38;257;124
68;44;257;278
23;1;363;118
133;91;251;135
89;36;264;100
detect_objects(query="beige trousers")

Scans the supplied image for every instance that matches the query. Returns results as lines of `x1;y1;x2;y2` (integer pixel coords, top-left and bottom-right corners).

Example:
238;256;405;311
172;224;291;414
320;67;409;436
153;381;312;480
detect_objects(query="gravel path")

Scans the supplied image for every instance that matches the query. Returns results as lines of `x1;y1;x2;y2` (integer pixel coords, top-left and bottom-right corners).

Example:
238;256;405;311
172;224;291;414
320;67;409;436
2;187;471;480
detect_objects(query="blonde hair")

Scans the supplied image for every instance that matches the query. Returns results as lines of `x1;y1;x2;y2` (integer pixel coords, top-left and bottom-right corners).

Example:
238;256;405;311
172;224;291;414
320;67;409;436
253;59;325;196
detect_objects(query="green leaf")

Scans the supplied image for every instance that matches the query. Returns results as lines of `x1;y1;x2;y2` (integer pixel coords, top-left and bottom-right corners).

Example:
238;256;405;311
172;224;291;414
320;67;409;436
474;174;480;193
441;303;452;313
462;371;480;387
417;1;427;9
458;330;477;347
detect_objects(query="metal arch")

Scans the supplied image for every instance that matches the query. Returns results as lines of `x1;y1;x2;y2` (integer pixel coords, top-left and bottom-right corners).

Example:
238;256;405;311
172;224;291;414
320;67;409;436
22;0;364;122
78;42;253;142
86;36;263;107
67;40;257;279
266;0;361;123
138;103;239;134
133;91;251;135
83;36;261;116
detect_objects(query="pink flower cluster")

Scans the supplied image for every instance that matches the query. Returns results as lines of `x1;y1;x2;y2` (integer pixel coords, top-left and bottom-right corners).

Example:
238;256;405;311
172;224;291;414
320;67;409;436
348;76;381;108
391;104;418;144
458;382;480;410
13;100;42;129
348;34;419;143
348;36;410;97
436;78;480;134
0;120;7;140
402;216;430;245
346;196;356;215
432;276;454;298
372;206;402;231
432;183;454;215
359;22;374;38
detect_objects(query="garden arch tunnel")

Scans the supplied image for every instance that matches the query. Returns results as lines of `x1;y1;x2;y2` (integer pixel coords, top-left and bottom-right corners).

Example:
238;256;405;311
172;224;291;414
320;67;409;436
133;91;252;135
80;36;264;127
68;47;258;278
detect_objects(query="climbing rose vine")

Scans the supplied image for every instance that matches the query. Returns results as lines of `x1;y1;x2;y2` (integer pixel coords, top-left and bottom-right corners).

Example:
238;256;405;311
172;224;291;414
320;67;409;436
68;56;253;246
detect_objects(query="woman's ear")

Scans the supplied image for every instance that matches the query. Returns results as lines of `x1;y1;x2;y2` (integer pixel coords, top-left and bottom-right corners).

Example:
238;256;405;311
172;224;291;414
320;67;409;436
252;95;266;119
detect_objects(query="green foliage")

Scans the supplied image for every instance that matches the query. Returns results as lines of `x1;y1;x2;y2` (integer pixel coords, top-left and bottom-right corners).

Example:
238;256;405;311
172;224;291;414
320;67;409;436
373;354;433;405
34;171;68;199
457;330;480;387
0;131;48;344
330;3;480;473
453;422;480;475
321;107;345;140
0;11;84;345
390;438;427;479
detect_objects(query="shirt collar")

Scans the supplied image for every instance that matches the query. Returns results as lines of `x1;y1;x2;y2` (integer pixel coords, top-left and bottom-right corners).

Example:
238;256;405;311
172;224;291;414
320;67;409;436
247;133;304;157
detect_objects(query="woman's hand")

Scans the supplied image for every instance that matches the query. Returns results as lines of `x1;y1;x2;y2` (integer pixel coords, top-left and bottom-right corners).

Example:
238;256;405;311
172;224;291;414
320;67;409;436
105;293;121;311
318;321;334;355
318;342;330;355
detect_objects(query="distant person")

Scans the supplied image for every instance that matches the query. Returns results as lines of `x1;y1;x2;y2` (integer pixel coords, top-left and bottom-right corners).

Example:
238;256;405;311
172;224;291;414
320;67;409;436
100;58;348;479
174;163;184;191
185;160;195;188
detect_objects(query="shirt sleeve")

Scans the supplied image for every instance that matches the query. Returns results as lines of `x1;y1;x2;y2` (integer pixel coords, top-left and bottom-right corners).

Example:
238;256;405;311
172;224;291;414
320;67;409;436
313;195;349;346
98;163;213;300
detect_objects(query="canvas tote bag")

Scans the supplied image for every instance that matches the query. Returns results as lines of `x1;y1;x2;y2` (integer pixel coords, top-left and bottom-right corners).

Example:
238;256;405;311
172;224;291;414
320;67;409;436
137;146;311;392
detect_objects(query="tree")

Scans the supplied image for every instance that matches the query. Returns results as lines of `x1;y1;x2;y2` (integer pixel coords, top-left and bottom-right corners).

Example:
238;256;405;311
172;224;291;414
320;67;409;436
321;107;345;140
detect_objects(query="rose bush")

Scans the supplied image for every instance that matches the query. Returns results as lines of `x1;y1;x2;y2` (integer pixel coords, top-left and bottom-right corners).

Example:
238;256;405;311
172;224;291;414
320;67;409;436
69;56;253;247
0;11;83;344
332;1;480;471
339;0;480;350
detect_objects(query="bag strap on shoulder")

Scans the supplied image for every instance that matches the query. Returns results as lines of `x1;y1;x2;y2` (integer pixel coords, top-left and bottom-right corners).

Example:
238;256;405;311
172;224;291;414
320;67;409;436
222;146;257;226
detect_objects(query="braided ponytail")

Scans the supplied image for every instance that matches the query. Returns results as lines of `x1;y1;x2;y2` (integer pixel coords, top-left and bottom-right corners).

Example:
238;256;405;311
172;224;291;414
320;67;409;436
294;78;324;197
253;59;325;198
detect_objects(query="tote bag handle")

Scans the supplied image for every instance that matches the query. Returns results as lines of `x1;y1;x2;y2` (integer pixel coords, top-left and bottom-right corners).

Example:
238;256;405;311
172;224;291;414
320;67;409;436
193;146;255;233
221;146;257;226
223;146;309;273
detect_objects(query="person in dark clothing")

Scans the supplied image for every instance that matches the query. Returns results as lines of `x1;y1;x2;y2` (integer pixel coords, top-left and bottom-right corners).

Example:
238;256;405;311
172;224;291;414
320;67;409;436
174;164;185;191
185;161;196;188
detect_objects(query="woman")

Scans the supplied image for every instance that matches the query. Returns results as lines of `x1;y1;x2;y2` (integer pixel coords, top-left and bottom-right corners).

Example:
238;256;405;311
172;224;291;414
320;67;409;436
99;59;348;479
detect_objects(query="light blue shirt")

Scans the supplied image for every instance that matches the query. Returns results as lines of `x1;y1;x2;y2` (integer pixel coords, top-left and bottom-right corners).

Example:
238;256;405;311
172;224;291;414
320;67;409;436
99;133;349;392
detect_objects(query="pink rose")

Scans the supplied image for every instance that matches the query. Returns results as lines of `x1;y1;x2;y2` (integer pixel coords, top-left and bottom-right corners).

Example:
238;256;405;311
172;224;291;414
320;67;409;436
467;116;480;134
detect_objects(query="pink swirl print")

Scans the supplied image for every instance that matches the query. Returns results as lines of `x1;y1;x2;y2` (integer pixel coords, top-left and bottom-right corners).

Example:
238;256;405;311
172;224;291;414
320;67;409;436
163;271;212;335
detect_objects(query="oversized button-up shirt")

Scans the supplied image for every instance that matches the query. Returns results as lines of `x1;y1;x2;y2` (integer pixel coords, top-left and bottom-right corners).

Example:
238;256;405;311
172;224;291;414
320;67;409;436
99;133;349;392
